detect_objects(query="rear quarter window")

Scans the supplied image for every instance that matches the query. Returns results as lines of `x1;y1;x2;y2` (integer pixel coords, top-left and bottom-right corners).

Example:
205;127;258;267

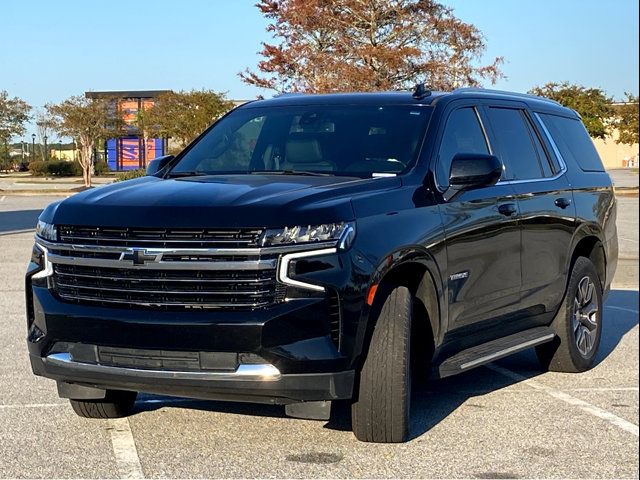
538;113;605;172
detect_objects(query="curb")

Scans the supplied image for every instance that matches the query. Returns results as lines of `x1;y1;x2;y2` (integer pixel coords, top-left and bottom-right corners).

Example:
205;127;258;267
0;188;87;196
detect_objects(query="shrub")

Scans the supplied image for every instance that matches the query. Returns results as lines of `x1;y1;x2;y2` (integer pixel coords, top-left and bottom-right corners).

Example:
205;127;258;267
94;161;110;175
115;169;146;182
29;160;82;177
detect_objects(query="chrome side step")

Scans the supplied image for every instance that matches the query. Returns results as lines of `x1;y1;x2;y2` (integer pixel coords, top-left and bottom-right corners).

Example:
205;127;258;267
435;326;555;378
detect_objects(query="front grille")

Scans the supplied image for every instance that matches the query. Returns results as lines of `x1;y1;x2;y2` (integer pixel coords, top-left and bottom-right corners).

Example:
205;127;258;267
53;264;279;310
58;225;263;248
48;226;284;310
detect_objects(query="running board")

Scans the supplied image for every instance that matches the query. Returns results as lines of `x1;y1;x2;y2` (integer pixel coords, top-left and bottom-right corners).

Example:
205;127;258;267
435;326;556;378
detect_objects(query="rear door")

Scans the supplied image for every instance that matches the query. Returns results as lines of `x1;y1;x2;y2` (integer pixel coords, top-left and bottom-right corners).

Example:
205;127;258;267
433;102;522;347
483;104;576;321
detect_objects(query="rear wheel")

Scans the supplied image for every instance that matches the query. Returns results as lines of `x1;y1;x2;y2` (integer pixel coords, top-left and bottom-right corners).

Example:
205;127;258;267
352;285;412;443
70;390;137;419
536;256;603;372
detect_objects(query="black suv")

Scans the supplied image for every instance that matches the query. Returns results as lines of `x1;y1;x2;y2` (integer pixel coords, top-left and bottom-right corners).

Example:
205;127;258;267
26;87;618;443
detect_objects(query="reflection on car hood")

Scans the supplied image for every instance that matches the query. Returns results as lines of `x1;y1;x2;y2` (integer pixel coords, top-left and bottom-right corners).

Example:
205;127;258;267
41;174;401;228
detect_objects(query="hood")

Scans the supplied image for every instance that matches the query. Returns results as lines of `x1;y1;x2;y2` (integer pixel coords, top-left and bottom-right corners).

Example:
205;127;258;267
42;174;401;228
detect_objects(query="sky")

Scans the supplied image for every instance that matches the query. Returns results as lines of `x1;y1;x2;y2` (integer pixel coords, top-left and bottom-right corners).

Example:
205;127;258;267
1;0;638;139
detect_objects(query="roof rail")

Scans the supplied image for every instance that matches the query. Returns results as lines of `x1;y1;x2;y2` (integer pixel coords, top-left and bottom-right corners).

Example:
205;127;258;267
273;92;307;98
452;87;562;106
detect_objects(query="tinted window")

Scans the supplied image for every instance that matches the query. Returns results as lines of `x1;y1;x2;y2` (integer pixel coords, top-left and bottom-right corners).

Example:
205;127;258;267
528;119;554;177
487;108;544;180
171;105;432;177
437;107;489;186
538;113;604;172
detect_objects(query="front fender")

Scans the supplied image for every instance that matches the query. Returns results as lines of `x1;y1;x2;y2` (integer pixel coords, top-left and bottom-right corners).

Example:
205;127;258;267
351;246;445;369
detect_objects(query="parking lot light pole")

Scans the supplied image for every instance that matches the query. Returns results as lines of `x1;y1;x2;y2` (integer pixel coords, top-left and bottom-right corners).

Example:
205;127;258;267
44;135;48;160
31;134;36;162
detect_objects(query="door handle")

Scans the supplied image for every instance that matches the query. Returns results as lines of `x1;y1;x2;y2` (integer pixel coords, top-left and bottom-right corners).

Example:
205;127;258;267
554;197;572;209
498;203;518;217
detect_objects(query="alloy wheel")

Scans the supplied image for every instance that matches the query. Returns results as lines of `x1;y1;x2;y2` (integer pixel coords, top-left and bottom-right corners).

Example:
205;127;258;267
572;276;599;357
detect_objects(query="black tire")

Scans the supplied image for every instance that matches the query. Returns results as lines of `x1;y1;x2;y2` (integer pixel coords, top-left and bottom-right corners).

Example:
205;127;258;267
69;390;137;419
536;256;603;373
352;285;412;443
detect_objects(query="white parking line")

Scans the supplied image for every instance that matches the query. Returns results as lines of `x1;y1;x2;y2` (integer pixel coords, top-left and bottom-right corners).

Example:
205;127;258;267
108;418;145;479
0;402;66;409
0;195;6;201
488;364;639;437
0;228;34;236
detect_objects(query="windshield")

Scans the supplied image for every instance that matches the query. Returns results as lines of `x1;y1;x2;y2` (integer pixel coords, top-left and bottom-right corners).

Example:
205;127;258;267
169;104;432;177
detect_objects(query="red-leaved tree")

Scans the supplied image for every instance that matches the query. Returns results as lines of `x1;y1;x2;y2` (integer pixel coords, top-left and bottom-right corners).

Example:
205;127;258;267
241;0;504;93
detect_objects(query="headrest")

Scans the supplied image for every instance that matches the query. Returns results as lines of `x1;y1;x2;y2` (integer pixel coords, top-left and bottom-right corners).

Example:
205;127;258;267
285;139;323;164
363;134;402;161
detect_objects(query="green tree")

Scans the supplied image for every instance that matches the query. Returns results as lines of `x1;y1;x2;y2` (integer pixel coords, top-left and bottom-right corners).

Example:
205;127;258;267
46;96;124;187
529;82;613;139
614;93;639;146
0;90;31;144
35;110;56;161
139;90;234;148
241;0;504;93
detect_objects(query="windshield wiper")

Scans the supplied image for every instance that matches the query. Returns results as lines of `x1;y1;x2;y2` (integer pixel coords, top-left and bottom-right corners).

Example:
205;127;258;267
166;171;209;178
251;170;333;177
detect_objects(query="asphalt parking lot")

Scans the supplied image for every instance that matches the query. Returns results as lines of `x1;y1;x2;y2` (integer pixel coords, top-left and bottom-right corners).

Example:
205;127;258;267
0;194;638;478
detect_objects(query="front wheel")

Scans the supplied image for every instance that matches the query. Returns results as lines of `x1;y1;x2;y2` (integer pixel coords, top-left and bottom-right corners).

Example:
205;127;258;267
352;285;412;443
70;390;137;419
536;256;603;373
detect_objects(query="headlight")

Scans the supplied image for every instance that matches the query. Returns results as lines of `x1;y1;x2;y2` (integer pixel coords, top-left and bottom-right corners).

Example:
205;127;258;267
35;221;57;241
260;222;355;249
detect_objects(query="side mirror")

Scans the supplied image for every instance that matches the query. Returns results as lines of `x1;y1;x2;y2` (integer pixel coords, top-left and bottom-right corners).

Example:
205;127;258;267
146;155;174;176
445;153;502;200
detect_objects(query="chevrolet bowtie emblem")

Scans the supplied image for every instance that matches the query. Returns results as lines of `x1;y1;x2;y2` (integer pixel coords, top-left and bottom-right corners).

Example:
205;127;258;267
119;248;161;265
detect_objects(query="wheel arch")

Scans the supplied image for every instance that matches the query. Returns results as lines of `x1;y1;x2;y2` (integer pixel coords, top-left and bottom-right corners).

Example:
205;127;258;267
352;247;445;372
568;225;607;289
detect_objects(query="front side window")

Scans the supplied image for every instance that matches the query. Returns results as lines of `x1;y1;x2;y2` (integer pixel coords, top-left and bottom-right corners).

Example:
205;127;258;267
169;105;432;177
487;108;545;181
436;107;490;187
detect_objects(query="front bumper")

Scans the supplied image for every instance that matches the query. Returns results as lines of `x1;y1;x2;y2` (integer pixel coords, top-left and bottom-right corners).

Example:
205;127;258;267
27;282;357;404
30;352;354;404
25;235;373;404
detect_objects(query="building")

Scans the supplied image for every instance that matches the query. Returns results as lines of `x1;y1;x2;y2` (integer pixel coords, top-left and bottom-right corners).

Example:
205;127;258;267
591;102;639;169
592;131;639;169
85;90;170;171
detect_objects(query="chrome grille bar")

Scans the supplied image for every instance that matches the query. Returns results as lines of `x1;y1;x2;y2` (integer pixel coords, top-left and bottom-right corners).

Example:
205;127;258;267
40;226;336;310
47;252;277;271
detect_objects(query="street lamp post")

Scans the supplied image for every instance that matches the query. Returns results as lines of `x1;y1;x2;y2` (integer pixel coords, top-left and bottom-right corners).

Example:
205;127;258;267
59;141;63;160
44;136;48;161
31;134;36;162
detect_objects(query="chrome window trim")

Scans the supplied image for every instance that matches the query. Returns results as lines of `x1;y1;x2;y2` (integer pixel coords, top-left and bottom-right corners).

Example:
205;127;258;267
533;112;568;173
46;353;281;381
496;112;568;186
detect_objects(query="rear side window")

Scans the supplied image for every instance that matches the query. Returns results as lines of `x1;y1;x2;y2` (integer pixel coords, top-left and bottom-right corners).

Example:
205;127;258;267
486;108;544;181
437;107;489;186
538;113;605;172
